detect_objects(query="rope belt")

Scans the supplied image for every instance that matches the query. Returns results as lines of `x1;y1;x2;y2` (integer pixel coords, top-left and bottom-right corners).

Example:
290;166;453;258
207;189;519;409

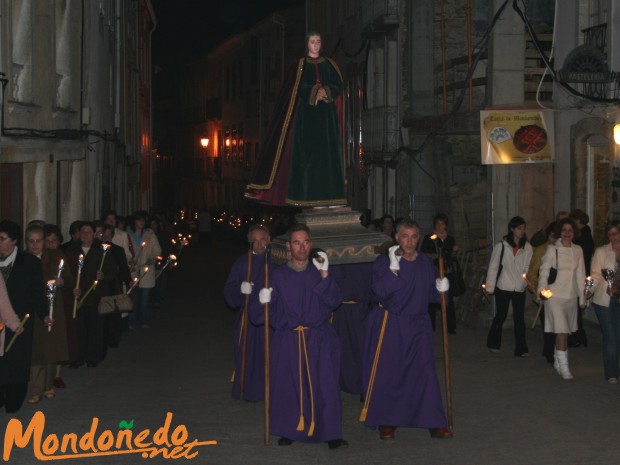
360;307;389;422
294;325;315;437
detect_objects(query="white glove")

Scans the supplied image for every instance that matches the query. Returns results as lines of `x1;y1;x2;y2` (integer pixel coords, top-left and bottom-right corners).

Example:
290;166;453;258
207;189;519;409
388;245;402;271
436;277;450;293
240;281;253;295
259;287;272;304
312;251;329;271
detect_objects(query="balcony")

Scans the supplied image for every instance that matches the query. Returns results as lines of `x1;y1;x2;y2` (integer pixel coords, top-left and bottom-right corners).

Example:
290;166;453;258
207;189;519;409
361;0;399;37
361;105;399;160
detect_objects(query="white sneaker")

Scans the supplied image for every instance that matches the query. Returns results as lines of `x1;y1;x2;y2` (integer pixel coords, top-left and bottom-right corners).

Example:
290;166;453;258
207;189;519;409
489;348;500;354
608;377;618;384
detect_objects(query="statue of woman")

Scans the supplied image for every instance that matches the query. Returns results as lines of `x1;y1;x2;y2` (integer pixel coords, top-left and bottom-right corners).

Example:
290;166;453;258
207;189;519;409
245;32;346;207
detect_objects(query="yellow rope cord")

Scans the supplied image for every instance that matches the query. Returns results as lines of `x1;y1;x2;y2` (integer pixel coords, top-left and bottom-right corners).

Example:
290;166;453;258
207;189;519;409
360;309;389;422
294;326;315;435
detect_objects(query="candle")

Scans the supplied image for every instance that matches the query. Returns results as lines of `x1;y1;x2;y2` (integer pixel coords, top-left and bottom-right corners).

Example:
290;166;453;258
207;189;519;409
72;254;84;319
5;314;30;353
56;259;64;281
155;255;177;280
127;266;149;294
46;280;56;333
540;288;553;299
77;280;98;308
98;243;111;271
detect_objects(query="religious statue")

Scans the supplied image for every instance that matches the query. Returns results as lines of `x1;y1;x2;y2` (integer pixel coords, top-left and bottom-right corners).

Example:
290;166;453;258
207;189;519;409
245;32;346;207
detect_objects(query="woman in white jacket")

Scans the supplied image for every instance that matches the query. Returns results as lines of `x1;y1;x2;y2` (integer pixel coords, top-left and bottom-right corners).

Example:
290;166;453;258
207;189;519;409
537;218;586;380
485;216;533;357
590;221;620;384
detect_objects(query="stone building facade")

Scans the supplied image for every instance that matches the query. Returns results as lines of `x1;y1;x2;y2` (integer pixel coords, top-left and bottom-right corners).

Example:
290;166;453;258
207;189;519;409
0;0;156;236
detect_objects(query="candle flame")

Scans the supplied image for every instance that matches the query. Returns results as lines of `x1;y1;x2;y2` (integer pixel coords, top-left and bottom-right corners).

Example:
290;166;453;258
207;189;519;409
169;254;177;261
540;288;553;299
59;259;64;267
430;234;437;240
141;242;146;247
47;279;56;285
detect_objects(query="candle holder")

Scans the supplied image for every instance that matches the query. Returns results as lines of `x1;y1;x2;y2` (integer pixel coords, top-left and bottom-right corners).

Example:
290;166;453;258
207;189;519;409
602;268;615;294
584;276;595;301
46;280;56;332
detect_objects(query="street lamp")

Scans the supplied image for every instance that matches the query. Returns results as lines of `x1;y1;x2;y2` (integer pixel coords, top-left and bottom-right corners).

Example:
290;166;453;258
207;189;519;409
614;124;620;145
200;138;210;148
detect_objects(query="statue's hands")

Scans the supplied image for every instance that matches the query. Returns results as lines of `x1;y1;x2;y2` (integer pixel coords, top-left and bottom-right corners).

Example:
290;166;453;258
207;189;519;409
316;87;328;104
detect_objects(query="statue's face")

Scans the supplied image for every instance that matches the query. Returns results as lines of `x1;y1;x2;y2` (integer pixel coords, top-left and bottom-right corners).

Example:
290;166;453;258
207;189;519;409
307;35;321;57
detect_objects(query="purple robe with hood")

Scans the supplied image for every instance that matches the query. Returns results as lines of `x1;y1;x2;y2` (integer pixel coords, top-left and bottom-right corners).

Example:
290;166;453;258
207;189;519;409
251;262;343;442
362;254;447;429
224;252;269;401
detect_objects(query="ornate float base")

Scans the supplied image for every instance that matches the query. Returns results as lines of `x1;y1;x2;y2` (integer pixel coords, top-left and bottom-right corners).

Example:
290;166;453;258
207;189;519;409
269;206;391;265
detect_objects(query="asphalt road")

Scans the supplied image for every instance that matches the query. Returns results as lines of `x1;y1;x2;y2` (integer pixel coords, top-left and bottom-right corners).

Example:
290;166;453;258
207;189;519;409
1;236;618;465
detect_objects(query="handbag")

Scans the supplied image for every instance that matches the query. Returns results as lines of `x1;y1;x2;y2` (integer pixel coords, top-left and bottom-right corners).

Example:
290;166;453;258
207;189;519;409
448;258;467;297
98;293;133;315
547;249;558;285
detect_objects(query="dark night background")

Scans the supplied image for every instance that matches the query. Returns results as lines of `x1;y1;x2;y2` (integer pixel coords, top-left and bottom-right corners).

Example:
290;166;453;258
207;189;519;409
152;0;305;68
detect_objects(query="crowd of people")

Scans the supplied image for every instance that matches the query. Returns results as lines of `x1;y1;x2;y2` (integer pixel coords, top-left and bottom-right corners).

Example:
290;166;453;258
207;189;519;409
486;209;618;384
225;217;454;449
0;209;181;413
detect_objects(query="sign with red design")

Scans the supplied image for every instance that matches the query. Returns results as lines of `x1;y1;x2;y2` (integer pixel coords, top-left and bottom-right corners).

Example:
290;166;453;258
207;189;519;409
480;110;554;164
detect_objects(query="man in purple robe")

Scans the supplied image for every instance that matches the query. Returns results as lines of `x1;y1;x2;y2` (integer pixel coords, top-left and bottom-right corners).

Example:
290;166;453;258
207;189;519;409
361;218;453;440
255;224;347;449
224;225;271;401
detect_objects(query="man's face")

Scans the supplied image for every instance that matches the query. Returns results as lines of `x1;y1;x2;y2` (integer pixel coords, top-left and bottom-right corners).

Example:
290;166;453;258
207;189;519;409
94;226;104;241
287;231;311;263
250;229;270;255
26;231;45;256
395;226;419;255
79;226;95;247
104;214;116;228
0;232;17;257
45;233;61;250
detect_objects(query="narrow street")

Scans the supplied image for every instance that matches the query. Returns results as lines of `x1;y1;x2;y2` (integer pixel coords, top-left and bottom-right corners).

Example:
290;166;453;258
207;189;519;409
1;235;619;465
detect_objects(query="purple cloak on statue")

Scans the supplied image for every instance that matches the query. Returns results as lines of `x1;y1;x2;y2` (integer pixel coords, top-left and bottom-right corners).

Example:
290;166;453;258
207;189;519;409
224;252;270;401
362;254;447;429
330;262;373;395
251;263;343;442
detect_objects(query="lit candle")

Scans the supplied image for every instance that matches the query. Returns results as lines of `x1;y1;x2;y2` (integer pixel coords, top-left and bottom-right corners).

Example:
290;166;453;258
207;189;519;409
72;254;84;319
56;259;64;281
77;280;98;308
540;288;553;299
127;266;149;295
98;243;111;271
5;314;30;353
155;255;177;280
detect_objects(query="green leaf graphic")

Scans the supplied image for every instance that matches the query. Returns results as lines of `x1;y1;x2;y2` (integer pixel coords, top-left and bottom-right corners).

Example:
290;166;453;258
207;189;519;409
118;419;134;430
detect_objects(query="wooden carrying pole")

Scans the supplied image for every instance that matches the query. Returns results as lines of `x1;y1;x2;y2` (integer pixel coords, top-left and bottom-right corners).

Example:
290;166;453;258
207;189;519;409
239;244;253;398
263;247;271;445
438;254;453;429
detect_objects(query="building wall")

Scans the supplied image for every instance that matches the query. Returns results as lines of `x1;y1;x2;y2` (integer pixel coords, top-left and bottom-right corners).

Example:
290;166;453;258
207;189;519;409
0;0;155;236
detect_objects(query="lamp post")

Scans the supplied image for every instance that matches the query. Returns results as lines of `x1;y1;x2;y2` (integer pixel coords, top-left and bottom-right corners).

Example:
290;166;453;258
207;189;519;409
200;137;209;176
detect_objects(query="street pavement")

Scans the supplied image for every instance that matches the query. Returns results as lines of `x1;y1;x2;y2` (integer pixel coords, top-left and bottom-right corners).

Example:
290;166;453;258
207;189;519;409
1;236;619;465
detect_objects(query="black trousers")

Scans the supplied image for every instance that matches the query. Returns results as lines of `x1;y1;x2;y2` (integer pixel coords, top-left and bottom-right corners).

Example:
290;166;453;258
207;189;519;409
428;297;456;333
0;383;27;413
77;305;106;365
486;288;529;356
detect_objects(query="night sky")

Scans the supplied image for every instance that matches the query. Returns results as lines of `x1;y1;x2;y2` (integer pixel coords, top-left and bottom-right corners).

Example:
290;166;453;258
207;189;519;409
151;0;305;68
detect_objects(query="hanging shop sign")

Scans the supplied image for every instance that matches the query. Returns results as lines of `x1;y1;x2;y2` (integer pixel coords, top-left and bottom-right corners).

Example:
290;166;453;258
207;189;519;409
480;109;554;164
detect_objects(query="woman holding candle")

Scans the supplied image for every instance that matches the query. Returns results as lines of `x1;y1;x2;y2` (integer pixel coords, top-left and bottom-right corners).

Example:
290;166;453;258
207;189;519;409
485;216;534;358
24;225;73;404
0;220;47;413
421;213;459;334
127;211;161;329
590;221;620;384
44;224;79;387
537;218;586;380
64;222;117;368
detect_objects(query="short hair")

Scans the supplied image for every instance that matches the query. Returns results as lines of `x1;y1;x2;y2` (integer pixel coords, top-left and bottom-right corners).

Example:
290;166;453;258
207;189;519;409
555;211;569;221
569;209;589;225
395;218;419;235
93;220;105;231
25;224;45;238
606;220;620;234
544;221;557;237
305;31;321;44
433;213;449;227
44;224;63;243
247;224;270;242
0;220;21;242
79;221;95;233
101;209;117;222
286;223;311;241
69;220;83;235
27;219;46;228
554;217;580;240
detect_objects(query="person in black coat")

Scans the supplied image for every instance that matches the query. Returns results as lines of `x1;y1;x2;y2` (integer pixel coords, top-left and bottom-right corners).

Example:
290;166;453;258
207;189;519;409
569;209;594;347
0;220;48;413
